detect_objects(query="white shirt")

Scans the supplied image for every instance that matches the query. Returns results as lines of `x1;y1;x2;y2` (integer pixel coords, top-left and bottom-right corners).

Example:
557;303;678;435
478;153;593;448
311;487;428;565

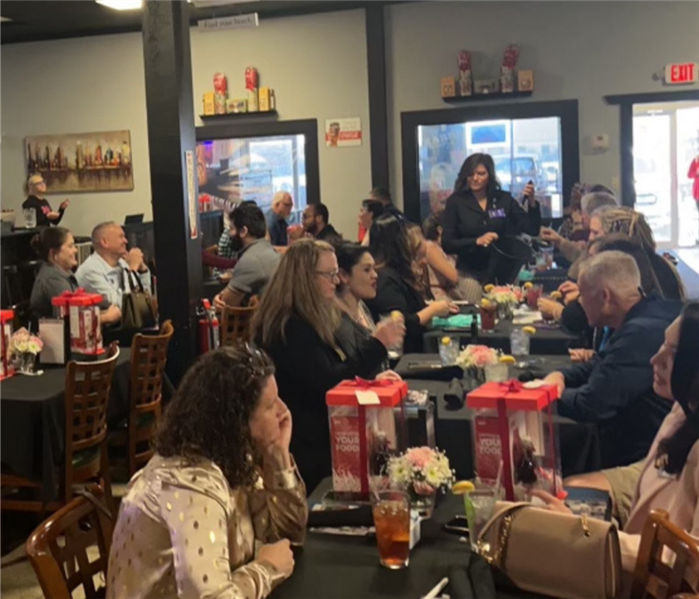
76;252;151;309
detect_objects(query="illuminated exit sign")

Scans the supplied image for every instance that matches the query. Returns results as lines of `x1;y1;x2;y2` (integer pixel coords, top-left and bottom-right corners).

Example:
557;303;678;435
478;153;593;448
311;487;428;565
665;63;698;85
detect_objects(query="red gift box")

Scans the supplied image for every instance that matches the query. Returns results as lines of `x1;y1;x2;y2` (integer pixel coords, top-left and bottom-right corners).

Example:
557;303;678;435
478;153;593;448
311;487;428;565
326;378;408;496
1;309;15;380
467;380;561;500
53;289;105;356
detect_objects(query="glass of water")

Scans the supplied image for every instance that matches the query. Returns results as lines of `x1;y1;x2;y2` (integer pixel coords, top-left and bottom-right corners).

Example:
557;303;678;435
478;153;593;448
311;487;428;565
438;336;460;366
485;362;508;383
465;481;500;552
510;327;530;357
23;208;37;229
380;314;404;360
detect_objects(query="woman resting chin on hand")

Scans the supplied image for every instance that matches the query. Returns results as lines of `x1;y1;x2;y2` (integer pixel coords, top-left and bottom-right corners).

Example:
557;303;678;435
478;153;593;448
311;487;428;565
107;345;308;599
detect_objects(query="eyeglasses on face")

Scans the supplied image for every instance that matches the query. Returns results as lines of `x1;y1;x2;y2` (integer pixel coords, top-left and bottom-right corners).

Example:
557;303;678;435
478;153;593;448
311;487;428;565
316;269;340;281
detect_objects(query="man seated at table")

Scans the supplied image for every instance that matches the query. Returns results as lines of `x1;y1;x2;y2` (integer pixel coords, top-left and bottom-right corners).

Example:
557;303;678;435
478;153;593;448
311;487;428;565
543;251;681;468
302;203;342;243
266;191;294;247
213;202;280;310
76;221;151;316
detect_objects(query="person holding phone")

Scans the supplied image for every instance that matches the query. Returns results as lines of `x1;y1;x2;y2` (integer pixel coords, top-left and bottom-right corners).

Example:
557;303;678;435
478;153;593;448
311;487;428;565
442;153;540;303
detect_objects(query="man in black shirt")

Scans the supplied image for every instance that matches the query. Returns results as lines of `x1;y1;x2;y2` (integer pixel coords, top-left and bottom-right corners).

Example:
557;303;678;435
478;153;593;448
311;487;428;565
302;203;342;243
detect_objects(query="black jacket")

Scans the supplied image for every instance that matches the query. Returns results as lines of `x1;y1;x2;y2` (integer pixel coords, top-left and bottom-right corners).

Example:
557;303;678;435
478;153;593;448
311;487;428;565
365;266;426;354
21;195;64;227
316;223;342;243
442;189;541;279
558;294;682;468
260;313;387;494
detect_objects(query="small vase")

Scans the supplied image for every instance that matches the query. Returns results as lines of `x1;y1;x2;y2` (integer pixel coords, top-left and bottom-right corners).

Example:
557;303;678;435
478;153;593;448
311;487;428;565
410;489;436;519
17;352;37;374
465;366;486;389
497;302;514;321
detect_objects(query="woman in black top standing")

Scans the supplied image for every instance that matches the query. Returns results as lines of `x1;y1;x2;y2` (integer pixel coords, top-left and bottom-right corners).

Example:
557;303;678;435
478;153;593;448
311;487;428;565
21;173;70;227
442;153;541;302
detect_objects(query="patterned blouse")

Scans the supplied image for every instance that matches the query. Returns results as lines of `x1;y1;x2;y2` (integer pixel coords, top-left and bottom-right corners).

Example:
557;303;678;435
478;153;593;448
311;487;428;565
106;454;308;599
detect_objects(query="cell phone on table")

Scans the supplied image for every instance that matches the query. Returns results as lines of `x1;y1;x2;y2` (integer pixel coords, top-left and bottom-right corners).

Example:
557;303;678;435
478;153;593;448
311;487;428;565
443;515;470;535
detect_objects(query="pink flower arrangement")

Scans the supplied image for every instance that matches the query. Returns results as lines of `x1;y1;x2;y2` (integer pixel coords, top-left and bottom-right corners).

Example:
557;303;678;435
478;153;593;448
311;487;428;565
457;344;499;369
10;327;43;356
387;446;454;493
487;285;522;306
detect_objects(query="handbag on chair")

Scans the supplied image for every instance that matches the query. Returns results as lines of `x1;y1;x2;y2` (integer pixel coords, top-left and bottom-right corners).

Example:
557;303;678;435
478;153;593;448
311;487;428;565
477;501;622;599
120;269;157;330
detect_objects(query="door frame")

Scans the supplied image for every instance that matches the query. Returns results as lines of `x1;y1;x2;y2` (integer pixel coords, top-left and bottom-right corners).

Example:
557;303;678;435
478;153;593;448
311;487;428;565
604;90;699;209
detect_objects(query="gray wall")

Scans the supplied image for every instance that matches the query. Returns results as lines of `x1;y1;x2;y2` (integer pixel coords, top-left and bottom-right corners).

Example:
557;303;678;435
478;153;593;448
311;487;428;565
386;1;699;208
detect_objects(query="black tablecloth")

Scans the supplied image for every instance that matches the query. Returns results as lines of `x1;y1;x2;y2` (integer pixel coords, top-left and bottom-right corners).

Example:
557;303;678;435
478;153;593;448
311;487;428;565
1;348;132;501
397;354;602;481
423;319;580;355
274;481;546;599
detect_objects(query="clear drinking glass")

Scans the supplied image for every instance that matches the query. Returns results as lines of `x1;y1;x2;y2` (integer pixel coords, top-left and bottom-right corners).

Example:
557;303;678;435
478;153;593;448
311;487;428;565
23;208;37;229
465;481;499;552
484;362;508;383
379;314;404;360
438;336;460;366
371;490;411;569
509;327;530;357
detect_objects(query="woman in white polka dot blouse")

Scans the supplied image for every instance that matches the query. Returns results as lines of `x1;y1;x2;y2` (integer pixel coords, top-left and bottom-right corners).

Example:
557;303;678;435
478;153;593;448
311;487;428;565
107;345;308;599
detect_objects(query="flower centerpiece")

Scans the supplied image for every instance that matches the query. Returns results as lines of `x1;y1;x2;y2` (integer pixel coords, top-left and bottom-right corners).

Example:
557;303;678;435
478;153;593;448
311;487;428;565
485;285;522;320
10;328;43;374
387;446;454;517
456;344;499;386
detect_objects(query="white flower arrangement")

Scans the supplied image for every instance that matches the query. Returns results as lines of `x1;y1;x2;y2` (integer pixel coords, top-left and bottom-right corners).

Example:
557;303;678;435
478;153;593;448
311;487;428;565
486;285;523;307
387;446;454;495
10;328;43;356
456;344;499;369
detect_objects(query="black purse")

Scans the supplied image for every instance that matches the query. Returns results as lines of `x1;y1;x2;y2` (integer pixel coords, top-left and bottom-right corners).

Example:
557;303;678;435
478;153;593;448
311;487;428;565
120;269;157;330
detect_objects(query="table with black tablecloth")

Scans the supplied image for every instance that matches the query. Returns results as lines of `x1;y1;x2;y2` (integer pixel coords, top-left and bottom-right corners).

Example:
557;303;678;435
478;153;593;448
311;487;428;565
423;319;581;355
397;354;602;481
274;481;543;599
1;349;132;501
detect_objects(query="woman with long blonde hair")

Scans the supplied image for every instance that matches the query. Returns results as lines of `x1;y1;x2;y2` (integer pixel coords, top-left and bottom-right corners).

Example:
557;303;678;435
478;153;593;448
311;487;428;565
253;239;405;493
590;206;685;300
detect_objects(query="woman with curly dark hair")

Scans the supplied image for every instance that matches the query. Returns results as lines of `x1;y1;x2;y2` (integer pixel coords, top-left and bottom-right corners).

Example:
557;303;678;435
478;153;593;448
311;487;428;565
107;345;308;599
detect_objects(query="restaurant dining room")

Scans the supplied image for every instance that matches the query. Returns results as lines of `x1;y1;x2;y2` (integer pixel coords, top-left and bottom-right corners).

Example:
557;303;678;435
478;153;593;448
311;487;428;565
1;1;699;599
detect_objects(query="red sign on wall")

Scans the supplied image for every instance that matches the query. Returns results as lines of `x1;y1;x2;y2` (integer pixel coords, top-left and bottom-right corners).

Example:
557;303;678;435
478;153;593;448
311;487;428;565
665;63;698;85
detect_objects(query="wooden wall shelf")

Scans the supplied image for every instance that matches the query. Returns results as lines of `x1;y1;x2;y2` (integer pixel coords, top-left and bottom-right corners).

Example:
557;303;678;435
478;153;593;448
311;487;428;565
199;110;278;122
442;91;533;103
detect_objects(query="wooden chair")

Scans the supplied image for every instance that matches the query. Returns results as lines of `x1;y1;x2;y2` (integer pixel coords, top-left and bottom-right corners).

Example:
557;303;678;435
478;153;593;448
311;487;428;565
220;296;259;346
26;485;113;599
632;509;699;599
109;320;174;477
1;343;120;514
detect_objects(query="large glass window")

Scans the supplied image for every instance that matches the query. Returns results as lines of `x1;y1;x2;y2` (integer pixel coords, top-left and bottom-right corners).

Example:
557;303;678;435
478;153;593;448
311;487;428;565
196;134;307;223
417;117;563;221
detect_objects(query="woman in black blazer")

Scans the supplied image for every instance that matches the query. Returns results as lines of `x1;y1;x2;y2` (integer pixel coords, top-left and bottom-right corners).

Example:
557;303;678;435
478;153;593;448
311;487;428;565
365;213;455;354
442;153;541;302
253;238;405;494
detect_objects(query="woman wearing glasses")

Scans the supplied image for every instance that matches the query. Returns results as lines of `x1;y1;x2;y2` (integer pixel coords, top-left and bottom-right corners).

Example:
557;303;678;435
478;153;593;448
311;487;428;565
22;173;70;227
254;239;405;493
107;345;307;599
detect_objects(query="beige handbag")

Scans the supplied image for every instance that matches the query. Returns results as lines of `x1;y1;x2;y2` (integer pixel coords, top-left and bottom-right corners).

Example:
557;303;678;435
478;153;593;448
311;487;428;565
477;501;622;599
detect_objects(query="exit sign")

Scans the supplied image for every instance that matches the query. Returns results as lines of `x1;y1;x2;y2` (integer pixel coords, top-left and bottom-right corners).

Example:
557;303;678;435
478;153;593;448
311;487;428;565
665;63;698;85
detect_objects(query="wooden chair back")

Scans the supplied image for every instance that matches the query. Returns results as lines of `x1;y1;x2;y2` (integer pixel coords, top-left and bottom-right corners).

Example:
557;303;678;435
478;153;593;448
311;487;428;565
220;296;259;346
632;509;699;599
26;485;113;599
125;319;173;474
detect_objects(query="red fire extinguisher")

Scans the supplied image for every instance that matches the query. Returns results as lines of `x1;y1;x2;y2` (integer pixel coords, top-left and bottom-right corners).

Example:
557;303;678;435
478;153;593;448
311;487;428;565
198;299;220;354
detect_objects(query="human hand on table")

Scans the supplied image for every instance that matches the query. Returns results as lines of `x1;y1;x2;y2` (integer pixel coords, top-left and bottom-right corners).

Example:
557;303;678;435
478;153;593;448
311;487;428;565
543;372;566;395
530;489;572;515
568;348;595;363
258;539;295;577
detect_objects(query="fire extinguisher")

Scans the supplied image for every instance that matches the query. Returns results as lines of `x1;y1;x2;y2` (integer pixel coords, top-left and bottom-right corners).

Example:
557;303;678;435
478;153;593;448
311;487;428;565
198;299;220;354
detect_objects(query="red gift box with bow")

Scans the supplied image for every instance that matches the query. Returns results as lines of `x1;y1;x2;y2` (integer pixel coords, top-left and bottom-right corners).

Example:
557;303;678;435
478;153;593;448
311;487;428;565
467;380;562;501
326;378;408;497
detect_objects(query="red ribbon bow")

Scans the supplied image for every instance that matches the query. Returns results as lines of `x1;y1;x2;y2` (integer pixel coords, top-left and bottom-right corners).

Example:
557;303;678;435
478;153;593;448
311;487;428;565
352;377;392;389
498;380;524;393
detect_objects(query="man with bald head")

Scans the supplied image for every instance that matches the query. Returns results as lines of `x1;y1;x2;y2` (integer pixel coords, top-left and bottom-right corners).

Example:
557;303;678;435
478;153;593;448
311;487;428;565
265;191;294;246
76;221;151;315
544;251;681;468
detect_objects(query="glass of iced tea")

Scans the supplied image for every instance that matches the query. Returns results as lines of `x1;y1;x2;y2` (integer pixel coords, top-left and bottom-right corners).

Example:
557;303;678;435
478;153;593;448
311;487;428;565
480;304;497;333
371;490;410;569
526;284;543;310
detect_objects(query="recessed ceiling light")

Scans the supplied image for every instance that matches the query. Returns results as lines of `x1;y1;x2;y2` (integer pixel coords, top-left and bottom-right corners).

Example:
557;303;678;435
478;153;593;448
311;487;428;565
96;0;143;10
